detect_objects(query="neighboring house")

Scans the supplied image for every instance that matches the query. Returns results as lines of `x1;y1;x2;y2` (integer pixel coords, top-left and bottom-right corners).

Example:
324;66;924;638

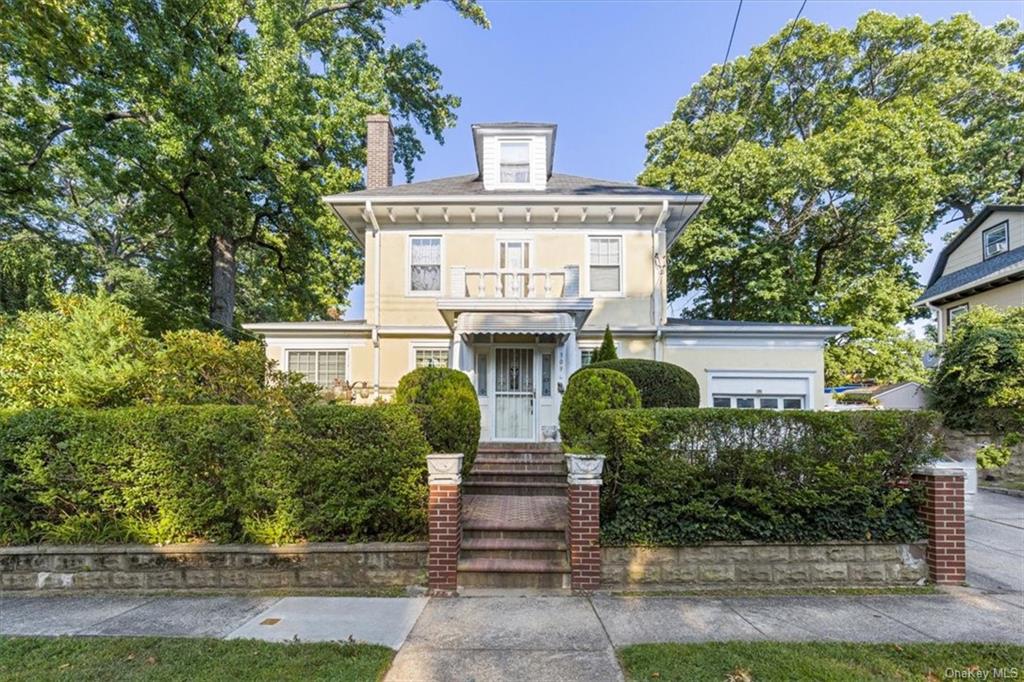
833;382;928;411
918;205;1024;342
245;117;848;442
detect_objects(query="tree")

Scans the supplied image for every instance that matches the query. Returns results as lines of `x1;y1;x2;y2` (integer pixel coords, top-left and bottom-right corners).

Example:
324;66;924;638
639;12;1023;384
1;0;489;331
593;325;618;363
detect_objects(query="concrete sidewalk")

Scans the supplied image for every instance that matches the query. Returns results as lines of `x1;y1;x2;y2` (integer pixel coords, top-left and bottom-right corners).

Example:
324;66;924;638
2;590;1021;681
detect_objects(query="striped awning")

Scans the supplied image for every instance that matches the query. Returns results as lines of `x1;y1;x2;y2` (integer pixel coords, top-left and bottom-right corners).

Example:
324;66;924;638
455;312;575;336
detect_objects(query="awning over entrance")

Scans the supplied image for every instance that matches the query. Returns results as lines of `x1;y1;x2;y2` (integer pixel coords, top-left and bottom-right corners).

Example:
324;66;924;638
455;312;575;336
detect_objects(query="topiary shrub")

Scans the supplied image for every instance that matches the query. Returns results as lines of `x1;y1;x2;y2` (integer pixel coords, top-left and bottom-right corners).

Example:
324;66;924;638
395;367;480;467
560;368;641;449
586;359;699;408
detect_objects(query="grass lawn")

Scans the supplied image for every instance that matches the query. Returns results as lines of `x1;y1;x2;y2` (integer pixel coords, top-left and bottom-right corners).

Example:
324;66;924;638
0;636;394;681
618;642;1024;681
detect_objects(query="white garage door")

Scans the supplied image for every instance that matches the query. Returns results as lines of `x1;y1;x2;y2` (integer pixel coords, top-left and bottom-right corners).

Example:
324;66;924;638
708;374;811;411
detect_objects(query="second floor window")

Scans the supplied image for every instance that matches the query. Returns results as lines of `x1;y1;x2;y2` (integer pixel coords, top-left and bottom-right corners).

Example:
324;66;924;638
410;236;442;293
499;142;530;184
983;222;1008;259
947;303;969;329
589;237;622;293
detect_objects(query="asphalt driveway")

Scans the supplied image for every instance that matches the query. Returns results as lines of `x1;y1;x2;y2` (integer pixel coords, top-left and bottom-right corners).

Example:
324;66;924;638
968;490;1024;606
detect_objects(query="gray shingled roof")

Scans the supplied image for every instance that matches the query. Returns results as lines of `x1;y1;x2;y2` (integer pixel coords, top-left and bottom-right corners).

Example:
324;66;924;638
917;244;1024;302
340;173;691;198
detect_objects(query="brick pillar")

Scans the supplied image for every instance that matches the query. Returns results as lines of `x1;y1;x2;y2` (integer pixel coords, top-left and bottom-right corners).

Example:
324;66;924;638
566;454;605;593
913;465;966;585
426;454;463;596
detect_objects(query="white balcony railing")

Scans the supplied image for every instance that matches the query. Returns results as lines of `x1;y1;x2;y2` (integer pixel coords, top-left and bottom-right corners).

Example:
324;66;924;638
449;265;580;299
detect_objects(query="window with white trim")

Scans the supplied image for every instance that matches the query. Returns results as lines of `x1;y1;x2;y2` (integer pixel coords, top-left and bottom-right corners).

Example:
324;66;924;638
409;237;442;293
415;348;449;368
589;237;622;293
541;353;552;397
712;394;804;410
499;141;530;184
947;303;969;329
287;350;346;388
476;353;488;396
983;221;1008;259
580;349;595;367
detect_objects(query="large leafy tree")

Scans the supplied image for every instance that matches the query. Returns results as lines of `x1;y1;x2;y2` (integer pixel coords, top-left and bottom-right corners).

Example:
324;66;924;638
640;12;1023;383
1;0;487;331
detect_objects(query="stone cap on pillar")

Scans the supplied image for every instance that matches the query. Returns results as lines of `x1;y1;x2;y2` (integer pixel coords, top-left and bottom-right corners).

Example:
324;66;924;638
915;463;965;478
427;454;464;485
566;453;604;486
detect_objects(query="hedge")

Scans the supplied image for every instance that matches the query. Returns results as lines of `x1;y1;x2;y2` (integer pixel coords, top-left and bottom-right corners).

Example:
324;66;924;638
594;408;942;545
560;368;641;449
0;404;430;546
586;359;700;408
395;367;480;469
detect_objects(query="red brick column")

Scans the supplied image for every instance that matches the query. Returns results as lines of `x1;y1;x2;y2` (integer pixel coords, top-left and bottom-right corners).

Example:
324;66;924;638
566;454;605;594
913;465;966;585
426;454;463;596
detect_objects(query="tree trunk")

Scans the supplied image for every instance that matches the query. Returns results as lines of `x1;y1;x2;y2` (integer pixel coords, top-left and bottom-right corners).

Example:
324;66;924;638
209;233;237;332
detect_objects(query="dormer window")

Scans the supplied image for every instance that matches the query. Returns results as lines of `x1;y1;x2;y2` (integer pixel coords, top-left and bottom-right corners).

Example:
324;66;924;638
983;221;1009;259
499;141;530;184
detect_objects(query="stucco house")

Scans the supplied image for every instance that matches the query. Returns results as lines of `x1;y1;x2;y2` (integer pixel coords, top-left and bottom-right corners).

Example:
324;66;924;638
245;117;848;442
918;204;1024;342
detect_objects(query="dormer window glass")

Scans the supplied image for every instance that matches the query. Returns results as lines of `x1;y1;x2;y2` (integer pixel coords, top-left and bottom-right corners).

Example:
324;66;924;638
983;221;1009;260
499;141;530;184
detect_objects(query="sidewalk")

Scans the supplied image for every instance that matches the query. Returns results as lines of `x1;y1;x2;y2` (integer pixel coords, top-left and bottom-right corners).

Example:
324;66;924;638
2;590;1021;681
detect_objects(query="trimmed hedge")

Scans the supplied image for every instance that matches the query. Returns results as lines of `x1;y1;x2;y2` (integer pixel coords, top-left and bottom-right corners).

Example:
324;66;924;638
0;404;430;545
595;408;942;545
395;367;480;469
586;359;700;408
560;368;641;449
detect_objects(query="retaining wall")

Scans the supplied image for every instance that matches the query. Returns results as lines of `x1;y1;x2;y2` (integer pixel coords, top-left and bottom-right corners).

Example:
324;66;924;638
602;541;927;588
0;542;427;591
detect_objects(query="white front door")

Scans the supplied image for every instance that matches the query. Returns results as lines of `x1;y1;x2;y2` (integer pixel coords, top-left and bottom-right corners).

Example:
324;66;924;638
494;347;535;440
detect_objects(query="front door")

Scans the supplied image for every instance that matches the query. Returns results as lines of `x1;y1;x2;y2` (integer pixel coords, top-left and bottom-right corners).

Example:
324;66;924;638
494;347;535;440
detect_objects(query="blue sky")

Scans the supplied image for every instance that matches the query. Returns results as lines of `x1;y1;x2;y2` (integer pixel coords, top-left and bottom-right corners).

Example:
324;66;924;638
345;0;1023;320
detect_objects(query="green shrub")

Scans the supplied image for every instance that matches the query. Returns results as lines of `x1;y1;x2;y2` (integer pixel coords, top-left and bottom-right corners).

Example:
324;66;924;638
593;325;619;362
395;367;480;467
931;306;1024;432
560;368;641;449
146;330;269;405
594;408;942;545
0;403;430;545
586;359;699;408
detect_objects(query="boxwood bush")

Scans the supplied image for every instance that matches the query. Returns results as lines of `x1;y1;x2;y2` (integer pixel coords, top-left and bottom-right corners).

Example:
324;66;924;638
560;368;641;449
595;408;942;545
0;403;430;545
586;359;699;408
395;367;480;469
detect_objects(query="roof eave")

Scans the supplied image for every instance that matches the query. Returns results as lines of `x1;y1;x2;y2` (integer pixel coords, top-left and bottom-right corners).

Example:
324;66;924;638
916;261;1024;306
323;192;708;205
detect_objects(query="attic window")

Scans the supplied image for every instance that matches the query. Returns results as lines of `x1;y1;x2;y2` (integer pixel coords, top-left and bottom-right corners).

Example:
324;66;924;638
499;141;530;184
983;221;1008;260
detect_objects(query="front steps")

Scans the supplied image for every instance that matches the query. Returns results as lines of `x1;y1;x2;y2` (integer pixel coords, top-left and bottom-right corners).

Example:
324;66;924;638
458;445;570;590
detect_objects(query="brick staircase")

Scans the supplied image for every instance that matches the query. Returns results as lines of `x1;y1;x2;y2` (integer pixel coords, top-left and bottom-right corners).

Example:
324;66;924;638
458;443;570;589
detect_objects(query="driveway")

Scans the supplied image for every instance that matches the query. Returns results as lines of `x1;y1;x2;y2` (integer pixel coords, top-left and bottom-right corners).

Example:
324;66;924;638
968;490;1024;606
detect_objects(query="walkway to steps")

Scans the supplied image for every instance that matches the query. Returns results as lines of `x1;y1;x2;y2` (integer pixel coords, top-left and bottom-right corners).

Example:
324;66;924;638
458;443;570;590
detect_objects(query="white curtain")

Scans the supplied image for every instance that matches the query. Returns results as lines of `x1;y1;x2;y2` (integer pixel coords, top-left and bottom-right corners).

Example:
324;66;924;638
410;237;441;291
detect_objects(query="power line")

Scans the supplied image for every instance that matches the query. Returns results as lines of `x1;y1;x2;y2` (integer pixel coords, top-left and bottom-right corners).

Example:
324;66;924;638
709;0;744;115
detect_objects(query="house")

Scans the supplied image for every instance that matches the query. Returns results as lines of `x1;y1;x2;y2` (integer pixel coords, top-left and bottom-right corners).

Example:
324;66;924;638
245;117;848;442
918;205;1024;342
832;382;928;411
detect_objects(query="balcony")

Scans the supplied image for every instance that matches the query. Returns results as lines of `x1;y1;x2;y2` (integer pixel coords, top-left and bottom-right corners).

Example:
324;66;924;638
437;265;593;330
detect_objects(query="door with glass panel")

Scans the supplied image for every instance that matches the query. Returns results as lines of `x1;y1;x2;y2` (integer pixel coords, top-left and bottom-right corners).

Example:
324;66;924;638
494;348;535;440
499;240;530;298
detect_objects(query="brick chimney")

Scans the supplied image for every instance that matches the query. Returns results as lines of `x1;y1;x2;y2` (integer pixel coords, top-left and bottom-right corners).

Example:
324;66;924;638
366;114;394;189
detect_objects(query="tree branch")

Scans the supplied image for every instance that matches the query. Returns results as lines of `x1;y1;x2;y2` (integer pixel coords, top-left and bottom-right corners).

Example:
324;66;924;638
293;1;364;30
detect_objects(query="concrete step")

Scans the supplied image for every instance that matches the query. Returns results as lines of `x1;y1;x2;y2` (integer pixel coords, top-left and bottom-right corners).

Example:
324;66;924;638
471;462;566;474
467;472;566;484
463;481;568;496
457;557;570;589
463;527;566;542
478;442;562;454
461;537;567;561
474;453;565;465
